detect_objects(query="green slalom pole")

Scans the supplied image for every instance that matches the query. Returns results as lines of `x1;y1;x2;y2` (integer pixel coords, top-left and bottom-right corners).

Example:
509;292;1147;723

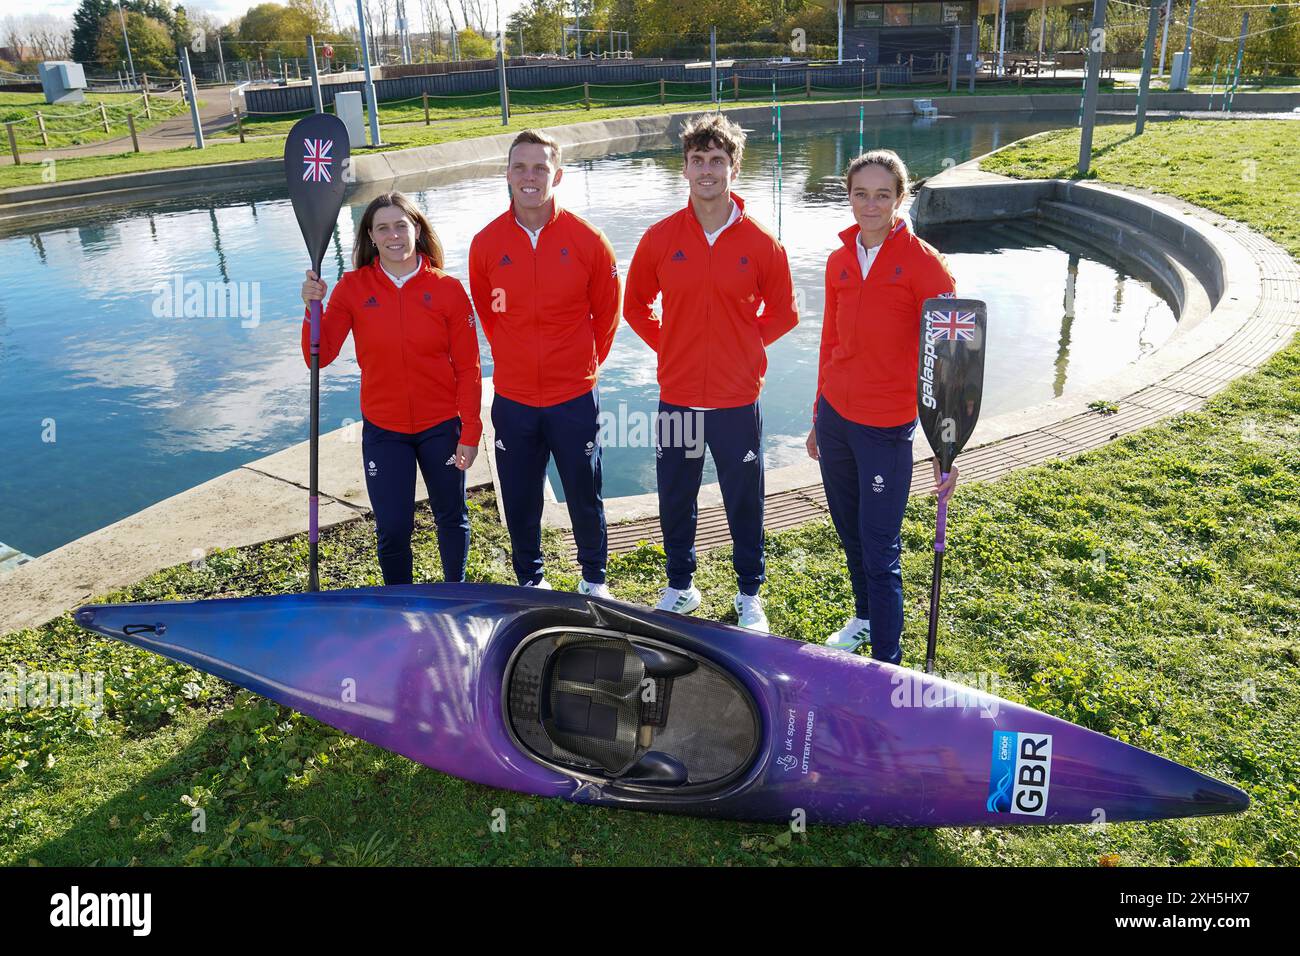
771;73;776;140
858;64;865;154
776;103;783;238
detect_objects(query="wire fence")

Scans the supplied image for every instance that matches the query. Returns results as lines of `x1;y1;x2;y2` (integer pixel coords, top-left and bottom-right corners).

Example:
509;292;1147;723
2;84;187;156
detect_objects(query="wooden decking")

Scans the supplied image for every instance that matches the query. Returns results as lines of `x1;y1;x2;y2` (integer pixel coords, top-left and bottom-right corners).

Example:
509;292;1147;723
573;205;1299;561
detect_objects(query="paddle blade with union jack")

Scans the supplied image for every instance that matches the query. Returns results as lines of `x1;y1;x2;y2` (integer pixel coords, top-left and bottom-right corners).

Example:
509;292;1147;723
917;297;987;474
284;113;351;277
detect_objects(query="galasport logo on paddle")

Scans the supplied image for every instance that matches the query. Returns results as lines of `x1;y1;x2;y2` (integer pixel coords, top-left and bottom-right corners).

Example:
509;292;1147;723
987;731;1053;816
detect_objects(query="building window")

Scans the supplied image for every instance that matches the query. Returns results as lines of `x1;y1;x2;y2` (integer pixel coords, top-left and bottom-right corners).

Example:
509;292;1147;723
854;3;884;27
884;3;911;27
913;2;942;24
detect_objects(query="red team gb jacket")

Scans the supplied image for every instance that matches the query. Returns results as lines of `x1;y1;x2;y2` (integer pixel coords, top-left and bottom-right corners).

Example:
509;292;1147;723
300;257;484;444
816;219;956;428
468;204;621;408
623;193;798;408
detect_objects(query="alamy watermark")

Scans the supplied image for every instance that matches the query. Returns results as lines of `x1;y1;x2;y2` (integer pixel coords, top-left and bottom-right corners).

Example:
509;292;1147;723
890;670;1002;718
594;405;706;459
1;667;106;719
151;273;261;328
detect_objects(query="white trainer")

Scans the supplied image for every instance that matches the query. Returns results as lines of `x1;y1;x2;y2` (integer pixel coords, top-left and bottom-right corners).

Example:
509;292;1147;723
654;584;702;614
523;578;553;590
734;593;769;633
577;580;613;600
825;617;871;652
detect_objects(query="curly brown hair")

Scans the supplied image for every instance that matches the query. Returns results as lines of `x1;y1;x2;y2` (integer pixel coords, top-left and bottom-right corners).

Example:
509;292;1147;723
353;192;445;271
680;112;746;169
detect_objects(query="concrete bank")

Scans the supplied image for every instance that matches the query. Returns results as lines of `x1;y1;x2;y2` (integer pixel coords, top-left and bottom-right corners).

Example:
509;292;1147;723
2;90;1297;227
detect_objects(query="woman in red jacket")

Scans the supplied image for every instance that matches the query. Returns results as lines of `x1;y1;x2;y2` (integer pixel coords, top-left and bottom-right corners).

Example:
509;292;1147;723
301;192;482;585
806;150;958;664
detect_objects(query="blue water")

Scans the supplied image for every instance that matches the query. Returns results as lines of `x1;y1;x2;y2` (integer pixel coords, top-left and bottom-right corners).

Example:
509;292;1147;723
0;111;1175;556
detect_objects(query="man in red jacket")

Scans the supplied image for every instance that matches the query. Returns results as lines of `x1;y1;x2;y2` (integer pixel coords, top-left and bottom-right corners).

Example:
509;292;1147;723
469;129;622;596
624;113;798;632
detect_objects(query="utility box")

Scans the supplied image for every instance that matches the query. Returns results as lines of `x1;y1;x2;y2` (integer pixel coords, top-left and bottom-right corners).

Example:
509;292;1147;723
334;90;365;149
38;60;87;104
1169;51;1191;92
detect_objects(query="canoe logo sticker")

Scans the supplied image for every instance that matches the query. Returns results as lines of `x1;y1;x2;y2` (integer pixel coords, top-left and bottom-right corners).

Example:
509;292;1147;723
780;708;817;775
987;731;1053;817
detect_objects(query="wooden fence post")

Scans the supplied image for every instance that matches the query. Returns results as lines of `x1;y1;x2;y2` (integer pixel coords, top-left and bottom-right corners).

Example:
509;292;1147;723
99;103;111;133
876;68;882;94
423;92;430;125
127;112;140;152
659;78;665;105
36;111;47;147
6;123;20;164
142;77;151;119
583;81;591;109
733;74;739;101
236;108;245;143
805;72;811;98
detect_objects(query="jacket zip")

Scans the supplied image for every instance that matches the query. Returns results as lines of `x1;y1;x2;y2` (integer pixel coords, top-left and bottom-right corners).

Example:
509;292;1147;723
395;275;415;429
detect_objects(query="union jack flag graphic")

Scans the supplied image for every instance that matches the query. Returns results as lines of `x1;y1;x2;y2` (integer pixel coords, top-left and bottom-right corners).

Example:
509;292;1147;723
926;309;978;342
302;138;334;183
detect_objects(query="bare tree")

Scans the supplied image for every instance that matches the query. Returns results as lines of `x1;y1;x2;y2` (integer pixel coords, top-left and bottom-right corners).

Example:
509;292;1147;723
419;0;443;57
2;13;73;61
465;0;488;34
377;0;394;62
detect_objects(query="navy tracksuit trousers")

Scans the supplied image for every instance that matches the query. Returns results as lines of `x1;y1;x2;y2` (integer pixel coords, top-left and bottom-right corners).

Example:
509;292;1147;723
656;400;765;596
814;395;915;664
492;389;607;586
361;416;468;586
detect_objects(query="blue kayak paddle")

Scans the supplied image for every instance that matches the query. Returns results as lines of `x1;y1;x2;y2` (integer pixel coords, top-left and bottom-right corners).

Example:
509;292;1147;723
917;297;987;674
284;113;350;591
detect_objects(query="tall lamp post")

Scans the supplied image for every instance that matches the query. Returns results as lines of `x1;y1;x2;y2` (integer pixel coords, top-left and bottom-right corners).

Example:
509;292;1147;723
116;1;138;88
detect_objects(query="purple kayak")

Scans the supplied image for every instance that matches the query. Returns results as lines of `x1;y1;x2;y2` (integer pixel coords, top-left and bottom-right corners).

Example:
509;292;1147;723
75;584;1247;826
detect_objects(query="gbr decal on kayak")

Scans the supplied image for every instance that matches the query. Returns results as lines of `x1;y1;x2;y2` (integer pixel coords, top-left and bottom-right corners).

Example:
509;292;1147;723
987;731;1054;816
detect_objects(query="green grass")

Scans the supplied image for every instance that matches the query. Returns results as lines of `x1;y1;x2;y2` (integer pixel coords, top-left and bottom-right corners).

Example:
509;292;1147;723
981;119;1300;259
2;346;1296;866
1;117;1297;867
0;90;191;150
0;81;1101;192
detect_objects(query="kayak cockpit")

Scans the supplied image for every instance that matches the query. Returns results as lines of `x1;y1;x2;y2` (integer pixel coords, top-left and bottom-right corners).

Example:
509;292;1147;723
505;627;760;792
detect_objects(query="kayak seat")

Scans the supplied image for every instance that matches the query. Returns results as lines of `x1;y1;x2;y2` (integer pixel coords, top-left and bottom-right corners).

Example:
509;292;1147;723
543;640;647;774
507;629;760;789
